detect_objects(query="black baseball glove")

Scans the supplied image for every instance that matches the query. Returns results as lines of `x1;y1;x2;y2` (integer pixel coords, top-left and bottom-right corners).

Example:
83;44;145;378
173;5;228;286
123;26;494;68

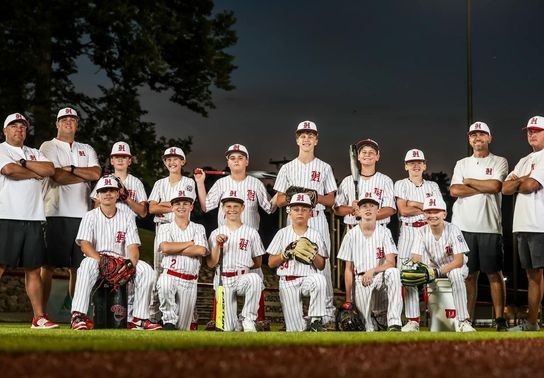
336;302;365;331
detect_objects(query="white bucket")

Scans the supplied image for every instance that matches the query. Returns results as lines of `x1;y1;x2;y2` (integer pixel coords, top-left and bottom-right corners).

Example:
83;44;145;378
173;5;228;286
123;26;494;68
427;278;457;332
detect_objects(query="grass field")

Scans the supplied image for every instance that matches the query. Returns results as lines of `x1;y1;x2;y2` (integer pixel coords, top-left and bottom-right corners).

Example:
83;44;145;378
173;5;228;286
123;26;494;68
1;323;543;352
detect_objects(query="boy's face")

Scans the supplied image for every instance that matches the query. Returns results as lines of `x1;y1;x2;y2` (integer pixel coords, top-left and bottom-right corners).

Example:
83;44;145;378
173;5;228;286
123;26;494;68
404;160;426;175
163;156;186;173
289;205;312;224
296;131;318;152
424;209;447;225
359;202;378;221
172;200;193;217
227;152;248;171
97;188;119;206
222;201;244;220
110;155;132;171
358;146;380;167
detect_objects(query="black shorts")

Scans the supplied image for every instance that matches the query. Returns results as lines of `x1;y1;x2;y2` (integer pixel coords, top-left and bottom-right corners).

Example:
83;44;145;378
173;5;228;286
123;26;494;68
45;217;84;268
0;219;45;268
463;232;504;274
516;232;544;270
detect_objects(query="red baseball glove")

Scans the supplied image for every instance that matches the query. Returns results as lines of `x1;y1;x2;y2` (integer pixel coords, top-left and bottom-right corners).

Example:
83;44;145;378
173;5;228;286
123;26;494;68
98;254;136;290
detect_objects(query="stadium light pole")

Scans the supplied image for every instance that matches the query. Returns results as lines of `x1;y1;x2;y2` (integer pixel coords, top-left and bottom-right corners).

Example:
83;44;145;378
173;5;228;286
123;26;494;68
466;0;473;127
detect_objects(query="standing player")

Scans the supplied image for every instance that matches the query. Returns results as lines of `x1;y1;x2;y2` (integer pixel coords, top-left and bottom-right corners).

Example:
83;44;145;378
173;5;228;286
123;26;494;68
156;191;208;330
337;194;403;332
207;192;266;332
450;122;509;331
70;176;160;330
268;193;328;332
394;149;442;332
148;147;196;322
273;120;337;328
91;142;147;218
0;113;58;329
40;107;101;305
411;196;476;332
502;116;544;331
194;143;274;330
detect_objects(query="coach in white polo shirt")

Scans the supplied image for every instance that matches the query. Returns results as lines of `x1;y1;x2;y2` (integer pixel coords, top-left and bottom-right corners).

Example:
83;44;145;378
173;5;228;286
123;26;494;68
0;113;58;329
40;107;101;307
503;116;544;331
449;122;508;331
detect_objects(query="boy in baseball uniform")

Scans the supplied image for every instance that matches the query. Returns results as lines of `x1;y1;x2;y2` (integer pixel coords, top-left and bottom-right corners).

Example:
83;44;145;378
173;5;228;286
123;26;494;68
394;149;442;332
71;176;161;330
207;192;266;332
0;113;58;329
410;196;476;332
337;194;403;332
156;191;208;330
267;193;328;332
502;116;544;332
273;120;337;328
195;143;275;331
148;147;197;322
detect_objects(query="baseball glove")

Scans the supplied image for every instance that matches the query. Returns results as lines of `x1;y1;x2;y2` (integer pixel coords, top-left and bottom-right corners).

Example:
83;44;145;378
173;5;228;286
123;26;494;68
98;254;136;290
400;259;437;286
336;302;365;331
285;237;318;265
285;186;318;206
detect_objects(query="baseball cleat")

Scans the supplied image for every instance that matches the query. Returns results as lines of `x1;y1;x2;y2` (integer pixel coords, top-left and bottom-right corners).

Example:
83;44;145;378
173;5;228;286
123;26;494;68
31;314;59;329
242;319;257;332
70;312;90;331
128;317;162;331
508;320;539;332
495;317;509;332
457;319;476;332
401;320;420;332
387;325;402;332
309;319;325;332
205;320;216;331
162;323;176;331
255;319;271;332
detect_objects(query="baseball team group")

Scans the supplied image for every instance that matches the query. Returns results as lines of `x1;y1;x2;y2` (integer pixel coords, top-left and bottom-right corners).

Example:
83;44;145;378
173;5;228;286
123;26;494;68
1;107;543;333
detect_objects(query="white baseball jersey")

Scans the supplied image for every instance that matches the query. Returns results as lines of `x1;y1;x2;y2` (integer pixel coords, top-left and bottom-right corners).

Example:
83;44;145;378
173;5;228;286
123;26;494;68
148;176;196;224
209;225;266;272
450;154;508;234
90;174;148;217
394;178;441;224
267;226;328;277
0;142;50;221
156;221;208;274
206;175;273;229
413;222;469;268
508;150;544;232
40;138;99;218
336;172;396;226
76;207;140;257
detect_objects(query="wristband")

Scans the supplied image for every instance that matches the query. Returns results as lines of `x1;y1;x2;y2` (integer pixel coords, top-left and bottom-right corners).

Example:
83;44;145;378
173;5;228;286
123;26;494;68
19;158;27;168
70;165;76;174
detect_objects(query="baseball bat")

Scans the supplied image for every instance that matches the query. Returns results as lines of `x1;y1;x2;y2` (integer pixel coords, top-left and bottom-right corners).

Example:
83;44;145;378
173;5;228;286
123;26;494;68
193;169;277;179
349;144;361;221
215;244;225;331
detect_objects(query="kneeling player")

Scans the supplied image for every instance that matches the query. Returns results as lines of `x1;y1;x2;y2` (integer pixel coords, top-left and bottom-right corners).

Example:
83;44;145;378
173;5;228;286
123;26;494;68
410;196;475;332
207;192;265;332
337;194;403;332
70;176;161;331
267;193;328;332
156;191;208;330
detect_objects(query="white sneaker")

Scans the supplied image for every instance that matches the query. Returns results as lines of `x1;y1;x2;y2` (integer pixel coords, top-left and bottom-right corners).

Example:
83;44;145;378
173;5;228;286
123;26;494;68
457;319;476;332
242;318;257;332
401;320;420;332
508;320;540;332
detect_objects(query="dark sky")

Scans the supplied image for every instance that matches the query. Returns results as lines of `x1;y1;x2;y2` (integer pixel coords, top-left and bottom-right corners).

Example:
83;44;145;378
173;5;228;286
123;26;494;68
133;0;544;181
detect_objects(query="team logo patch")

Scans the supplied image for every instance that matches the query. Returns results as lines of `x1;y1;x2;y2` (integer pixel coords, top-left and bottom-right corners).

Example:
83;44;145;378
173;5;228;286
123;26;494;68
186;185;193;192
111;304;127;322
78;150;86;157
115;231;126;243
376;247;385;259
445;245;453;256
247;189;256;201
239;238;249;251
444;309;456;319
457;235;464;243
310;171;321;182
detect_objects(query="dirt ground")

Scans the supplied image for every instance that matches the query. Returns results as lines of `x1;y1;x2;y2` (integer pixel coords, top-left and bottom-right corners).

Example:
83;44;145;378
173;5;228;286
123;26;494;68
2;339;542;378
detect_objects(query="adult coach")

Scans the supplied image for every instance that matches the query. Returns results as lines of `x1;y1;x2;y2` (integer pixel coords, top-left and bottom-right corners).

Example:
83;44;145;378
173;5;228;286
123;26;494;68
40;107;101;305
502;116;544;331
273;120;337;328
449;122;508;331
0;113;58;329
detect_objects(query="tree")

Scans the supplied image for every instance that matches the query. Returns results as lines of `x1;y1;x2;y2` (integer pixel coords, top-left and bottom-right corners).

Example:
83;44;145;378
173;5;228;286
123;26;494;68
0;0;237;185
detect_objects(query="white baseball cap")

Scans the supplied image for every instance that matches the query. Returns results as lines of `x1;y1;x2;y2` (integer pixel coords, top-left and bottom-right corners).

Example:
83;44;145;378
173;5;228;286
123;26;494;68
404;149;425;162
524;116;544;131
57;107;79;120
225;144;249;158
4;113;29;129
296;120;318;133
357;193;381;207
170;190;196;204
468;121;491;136
162;146;186;160
220;190;245;205
355;138;380;153
288;193;313;208
423;196;447;211
110;141;132;157
95;176;120;192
